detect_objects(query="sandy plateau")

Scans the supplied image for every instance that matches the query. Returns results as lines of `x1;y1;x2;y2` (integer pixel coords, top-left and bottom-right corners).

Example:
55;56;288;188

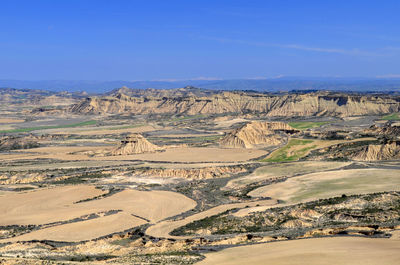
0;87;400;264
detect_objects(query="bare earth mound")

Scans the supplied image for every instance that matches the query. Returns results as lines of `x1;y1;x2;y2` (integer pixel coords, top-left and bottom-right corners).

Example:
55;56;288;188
219;121;298;148
111;133;163;155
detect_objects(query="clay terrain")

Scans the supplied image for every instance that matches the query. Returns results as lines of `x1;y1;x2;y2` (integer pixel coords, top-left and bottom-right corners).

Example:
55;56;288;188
0;86;400;264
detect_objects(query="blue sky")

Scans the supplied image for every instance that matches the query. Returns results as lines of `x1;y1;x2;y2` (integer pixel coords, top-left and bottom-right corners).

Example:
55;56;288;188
1;0;400;80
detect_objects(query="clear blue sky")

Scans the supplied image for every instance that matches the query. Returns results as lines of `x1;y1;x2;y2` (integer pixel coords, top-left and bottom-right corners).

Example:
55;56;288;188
1;0;400;80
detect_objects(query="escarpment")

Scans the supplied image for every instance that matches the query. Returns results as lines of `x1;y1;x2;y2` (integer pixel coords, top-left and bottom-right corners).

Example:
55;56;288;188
133;165;248;180
352;141;400;161
68;89;400;117
219;121;298;148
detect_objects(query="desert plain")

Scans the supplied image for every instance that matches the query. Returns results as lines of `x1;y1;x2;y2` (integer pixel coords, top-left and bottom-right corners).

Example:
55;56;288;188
0;87;399;264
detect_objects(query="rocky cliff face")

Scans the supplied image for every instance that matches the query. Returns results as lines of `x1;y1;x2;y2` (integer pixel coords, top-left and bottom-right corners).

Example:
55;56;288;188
219;121;298;148
111;134;163;155
69;89;400;117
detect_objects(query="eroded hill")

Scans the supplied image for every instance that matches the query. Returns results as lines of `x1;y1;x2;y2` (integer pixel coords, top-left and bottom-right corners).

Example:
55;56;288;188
69;88;400;117
219;121;298;148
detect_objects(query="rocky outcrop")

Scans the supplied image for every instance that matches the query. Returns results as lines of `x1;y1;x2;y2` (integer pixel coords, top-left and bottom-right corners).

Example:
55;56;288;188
69;88;400;117
352;141;400;161
0;135;40;151
134;165;247;180
111;134;163;155
365;121;400;138
309;139;400;161
219;121;298;148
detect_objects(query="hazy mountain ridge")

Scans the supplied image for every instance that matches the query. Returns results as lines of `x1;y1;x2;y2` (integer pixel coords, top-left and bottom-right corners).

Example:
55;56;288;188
2;77;400;93
0;87;87;105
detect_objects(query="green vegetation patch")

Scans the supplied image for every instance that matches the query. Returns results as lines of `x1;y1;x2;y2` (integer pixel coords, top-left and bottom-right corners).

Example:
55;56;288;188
288;121;330;130
126;251;203;265
261;139;316;162
382;113;400;121
0;120;97;133
50;172;110;185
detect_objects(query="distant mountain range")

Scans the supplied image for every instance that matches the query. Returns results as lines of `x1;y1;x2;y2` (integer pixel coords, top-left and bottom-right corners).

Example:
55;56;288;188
1;77;400;94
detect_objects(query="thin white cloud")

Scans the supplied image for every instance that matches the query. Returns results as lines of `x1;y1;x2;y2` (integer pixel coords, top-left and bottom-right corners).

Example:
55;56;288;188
197;36;384;56
376;74;400;78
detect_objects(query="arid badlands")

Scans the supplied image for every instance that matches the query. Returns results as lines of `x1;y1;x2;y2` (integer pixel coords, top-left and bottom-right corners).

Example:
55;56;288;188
0;86;400;265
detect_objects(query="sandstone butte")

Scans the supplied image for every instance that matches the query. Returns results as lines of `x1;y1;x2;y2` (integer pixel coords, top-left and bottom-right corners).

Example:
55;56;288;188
111;133;163;155
219;121;298;148
68;89;400;117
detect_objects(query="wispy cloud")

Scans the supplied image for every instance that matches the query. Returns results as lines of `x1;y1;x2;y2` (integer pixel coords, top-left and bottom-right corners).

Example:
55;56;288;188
152;77;223;82
197;36;387;57
376;74;400;78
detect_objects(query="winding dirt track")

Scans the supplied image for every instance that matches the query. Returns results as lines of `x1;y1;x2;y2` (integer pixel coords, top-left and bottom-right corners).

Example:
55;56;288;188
145;199;278;239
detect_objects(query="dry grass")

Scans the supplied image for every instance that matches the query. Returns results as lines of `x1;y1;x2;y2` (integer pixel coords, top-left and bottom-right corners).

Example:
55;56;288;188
225;161;350;189
249;168;400;203
198;232;400;265
262;137;376;162
0;185;196;242
4;212;146;242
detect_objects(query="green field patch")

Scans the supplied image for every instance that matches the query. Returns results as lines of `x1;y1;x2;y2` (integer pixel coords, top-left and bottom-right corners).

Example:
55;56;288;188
382;113;400;121
288;121;330;130
261;139;315;162
0;120;97;133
